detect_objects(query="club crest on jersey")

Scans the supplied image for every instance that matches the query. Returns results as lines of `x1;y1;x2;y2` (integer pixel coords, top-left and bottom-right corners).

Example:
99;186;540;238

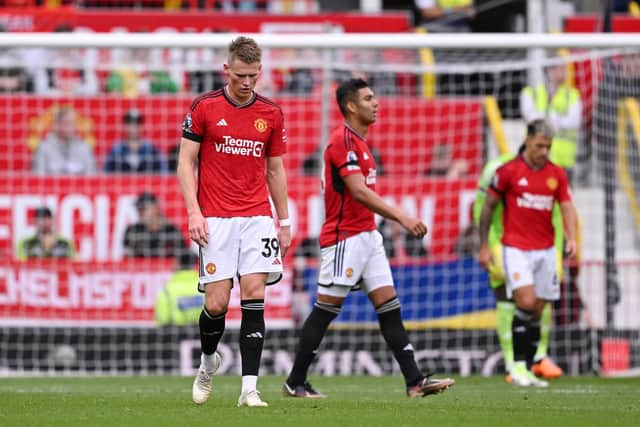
512;272;520;281
205;263;216;275
183;113;192;131
254;118;268;133
345;268;354;278
546;177;558;190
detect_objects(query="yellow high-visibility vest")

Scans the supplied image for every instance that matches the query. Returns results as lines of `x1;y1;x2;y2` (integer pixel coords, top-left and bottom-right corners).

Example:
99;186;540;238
155;270;203;326
437;0;472;7
522;84;581;168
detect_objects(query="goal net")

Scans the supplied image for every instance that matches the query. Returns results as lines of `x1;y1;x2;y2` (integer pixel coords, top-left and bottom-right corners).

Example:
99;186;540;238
0;33;639;377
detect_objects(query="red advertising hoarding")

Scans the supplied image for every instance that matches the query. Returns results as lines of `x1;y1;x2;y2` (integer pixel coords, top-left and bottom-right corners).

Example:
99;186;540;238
0;259;293;327
0;7;411;33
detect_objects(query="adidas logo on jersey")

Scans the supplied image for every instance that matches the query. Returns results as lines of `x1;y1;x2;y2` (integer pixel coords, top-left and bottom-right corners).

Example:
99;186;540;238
216;118;228;126
272;258;281;265
518;177;528;186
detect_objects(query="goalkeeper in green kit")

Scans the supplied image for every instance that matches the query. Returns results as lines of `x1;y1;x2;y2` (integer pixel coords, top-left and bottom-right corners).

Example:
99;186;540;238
474;149;564;382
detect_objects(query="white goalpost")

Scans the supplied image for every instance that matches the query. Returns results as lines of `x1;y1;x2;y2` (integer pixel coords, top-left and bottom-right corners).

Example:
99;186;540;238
0;32;638;377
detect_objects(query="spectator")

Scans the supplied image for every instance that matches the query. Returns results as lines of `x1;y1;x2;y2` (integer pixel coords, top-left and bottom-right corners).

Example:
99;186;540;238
16;206;75;260
104;109;167;173
32;107;97;175
426;143;469;178
520;56;582;182
415;0;475;33
155;252;203;326
123;192;191;260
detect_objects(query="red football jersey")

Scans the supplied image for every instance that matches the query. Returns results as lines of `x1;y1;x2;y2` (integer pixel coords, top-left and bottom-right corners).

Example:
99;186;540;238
319;124;378;248
182;88;287;217
488;155;571;249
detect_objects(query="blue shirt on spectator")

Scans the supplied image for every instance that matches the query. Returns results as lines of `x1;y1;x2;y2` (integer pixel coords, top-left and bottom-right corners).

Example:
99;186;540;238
104;140;167;173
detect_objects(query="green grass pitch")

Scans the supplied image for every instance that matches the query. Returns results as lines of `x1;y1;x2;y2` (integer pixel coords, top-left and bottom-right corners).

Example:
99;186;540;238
1;375;638;427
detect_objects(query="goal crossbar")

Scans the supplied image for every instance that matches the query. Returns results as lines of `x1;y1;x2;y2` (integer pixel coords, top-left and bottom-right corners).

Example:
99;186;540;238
1;32;640;49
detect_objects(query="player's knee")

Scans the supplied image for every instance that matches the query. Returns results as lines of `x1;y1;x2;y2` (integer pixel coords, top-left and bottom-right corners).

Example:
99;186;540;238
514;294;536;312
204;299;229;316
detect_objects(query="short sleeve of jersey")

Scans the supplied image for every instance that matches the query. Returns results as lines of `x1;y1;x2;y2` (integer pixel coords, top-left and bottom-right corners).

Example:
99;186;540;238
489;162;511;198
327;140;361;178
266;108;287;157
182;100;205;143
556;168;572;203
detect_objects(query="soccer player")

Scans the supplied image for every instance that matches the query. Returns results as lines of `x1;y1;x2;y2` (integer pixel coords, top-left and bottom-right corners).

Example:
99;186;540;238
283;78;455;399
478;119;578;387
474;150;565;383
177;36;290;408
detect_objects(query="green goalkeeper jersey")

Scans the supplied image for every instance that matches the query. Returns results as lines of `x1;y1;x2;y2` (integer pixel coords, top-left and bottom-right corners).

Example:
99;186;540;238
473;153;564;252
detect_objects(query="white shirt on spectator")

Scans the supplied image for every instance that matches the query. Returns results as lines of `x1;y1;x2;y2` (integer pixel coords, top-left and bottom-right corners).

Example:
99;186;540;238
32;133;97;175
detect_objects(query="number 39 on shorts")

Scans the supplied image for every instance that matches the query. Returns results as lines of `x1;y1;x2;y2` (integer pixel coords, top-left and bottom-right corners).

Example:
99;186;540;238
261;237;280;258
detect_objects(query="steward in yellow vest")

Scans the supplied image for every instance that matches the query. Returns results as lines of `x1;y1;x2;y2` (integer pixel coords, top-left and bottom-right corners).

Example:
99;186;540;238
520;62;582;179
155;253;202;326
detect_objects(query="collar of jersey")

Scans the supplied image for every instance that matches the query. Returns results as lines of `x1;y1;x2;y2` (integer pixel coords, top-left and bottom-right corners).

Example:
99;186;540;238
344;122;366;141
223;86;257;108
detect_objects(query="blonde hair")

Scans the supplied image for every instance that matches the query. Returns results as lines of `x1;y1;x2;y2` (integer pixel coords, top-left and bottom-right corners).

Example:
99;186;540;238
228;36;262;64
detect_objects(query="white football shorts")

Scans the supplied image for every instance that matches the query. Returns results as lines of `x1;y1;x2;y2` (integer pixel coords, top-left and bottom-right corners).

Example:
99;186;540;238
503;244;560;301
317;230;394;298
198;216;283;291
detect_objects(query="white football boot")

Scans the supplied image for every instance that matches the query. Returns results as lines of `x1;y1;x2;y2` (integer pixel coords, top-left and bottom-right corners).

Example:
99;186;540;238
192;352;221;404
237;390;269;407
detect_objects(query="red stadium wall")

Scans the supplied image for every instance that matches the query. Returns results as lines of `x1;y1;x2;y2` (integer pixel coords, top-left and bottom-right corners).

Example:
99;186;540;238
0;7;411;32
